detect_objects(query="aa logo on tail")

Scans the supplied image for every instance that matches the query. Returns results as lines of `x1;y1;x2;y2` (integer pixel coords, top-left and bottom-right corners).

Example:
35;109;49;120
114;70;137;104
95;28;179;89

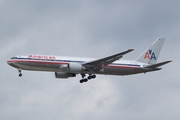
144;49;156;60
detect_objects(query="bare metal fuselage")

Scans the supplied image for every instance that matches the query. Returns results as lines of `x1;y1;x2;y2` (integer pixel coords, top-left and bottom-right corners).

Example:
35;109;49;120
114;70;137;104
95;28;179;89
7;56;160;76
6;38;171;83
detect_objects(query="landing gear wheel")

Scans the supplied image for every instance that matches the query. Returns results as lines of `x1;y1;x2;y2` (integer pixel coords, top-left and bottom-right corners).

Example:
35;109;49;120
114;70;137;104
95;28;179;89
17;68;22;77
80;79;84;83
79;78;88;83
88;76;92;80
19;73;22;77
84;78;88;82
79;74;97;83
92;75;96;79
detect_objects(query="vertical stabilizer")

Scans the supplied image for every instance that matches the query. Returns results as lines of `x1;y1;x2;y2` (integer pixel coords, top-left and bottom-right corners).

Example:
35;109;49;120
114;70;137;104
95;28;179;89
135;38;165;64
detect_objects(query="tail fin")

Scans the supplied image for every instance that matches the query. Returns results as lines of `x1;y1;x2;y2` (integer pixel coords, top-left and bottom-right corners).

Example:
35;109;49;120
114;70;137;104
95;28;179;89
135;38;165;64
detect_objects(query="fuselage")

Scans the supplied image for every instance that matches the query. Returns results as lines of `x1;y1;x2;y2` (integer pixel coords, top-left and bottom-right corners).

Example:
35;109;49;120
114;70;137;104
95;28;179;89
6;38;170;83
7;54;160;76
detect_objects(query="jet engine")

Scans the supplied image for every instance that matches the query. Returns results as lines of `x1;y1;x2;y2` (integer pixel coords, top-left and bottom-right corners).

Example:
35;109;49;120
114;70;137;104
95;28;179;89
55;72;76;78
59;63;84;73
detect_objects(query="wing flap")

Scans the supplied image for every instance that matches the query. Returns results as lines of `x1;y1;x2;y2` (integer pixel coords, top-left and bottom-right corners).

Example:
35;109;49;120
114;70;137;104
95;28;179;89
144;60;172;68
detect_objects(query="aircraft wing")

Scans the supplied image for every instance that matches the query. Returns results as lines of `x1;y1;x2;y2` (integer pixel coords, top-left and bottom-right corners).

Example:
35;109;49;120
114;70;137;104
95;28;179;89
82;49;134;68
144;60;172;68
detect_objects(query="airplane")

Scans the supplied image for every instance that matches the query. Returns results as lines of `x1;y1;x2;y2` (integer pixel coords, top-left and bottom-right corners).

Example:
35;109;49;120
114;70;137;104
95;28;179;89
7;38;172;83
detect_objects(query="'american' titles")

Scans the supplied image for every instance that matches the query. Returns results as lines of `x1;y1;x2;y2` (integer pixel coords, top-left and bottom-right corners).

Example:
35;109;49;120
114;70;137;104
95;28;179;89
29;55;56;60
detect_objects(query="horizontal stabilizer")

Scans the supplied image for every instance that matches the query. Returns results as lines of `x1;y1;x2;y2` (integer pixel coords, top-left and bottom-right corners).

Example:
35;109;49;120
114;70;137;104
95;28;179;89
144;60;172;68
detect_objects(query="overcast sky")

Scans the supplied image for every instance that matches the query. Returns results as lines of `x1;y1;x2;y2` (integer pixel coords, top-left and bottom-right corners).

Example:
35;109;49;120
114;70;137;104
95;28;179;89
1;0;180;120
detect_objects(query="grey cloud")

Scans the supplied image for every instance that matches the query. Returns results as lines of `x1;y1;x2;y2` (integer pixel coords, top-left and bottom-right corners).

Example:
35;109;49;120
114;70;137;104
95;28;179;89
1;0;180;120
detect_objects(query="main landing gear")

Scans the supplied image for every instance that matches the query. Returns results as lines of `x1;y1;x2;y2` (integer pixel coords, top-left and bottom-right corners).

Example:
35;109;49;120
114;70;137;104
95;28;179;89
80;74;96;83
18;68;22;77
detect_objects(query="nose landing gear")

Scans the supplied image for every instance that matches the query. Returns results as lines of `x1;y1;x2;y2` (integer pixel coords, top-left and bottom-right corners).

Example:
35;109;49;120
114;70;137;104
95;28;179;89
18;69;22;77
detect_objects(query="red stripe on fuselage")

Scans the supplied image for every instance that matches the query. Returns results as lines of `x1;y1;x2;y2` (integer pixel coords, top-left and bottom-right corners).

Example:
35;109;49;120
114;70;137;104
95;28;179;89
7;59;68;65
7;59;139;69
106;65;139;69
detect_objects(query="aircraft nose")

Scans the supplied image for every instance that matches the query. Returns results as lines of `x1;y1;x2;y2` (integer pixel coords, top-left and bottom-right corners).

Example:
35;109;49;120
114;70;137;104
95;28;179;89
7;60;17;68
7;60;12;65
7;59;15;66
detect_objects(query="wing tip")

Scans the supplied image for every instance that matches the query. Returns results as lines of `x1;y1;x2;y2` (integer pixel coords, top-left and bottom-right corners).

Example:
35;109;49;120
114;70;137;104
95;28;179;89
128;49;134;51
167;60;173;63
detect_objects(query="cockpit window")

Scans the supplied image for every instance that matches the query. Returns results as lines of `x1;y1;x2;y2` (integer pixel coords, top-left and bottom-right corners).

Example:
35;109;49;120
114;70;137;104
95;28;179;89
11;57;17;59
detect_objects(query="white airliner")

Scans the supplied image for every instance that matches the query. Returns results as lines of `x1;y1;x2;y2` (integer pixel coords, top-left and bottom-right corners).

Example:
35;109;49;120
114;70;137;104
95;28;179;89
7;38;172;83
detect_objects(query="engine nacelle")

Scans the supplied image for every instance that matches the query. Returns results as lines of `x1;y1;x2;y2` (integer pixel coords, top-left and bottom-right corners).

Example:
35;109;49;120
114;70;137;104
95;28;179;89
59;63;84;73
55;72;76;79
68;62;83;73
